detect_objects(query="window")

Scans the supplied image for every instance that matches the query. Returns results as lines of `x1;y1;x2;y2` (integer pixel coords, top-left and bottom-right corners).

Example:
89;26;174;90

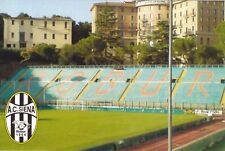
65;22;67;28
207;38;210;45
21;20;24;25
174;13;176;18
131;23;134;28
6;44;11;48
192;17;195;22
143;14;146;20
121;15;124;20
64;34;67;40
180;3;182;8
131;16;134;21
13;44;16;48
52;34;55;39
167;13;169;19
158;14;161;20
192;26;194;32
200;37;203;44
121;7;124;12
150;14;153;19
30;20;33;26
214;9;217;15
12;20;14;25
52;21;55;26
44;21;47;28
158;5;161;10
30;33;33;39
180;12;182;17
44;33;47;39
150;6;153;10
11;32;14;38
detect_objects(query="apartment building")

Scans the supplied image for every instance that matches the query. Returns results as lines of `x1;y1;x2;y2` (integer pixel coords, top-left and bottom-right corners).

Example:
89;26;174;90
136;0;169;44
91;2;138;46
173;0;225;46
92;0;225;46
3;17;72;49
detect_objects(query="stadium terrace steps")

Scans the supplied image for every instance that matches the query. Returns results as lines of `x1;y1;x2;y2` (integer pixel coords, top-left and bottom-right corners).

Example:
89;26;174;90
124;67;182;102
0;68;28;99
118;69;142;102
221;88;225;105
172;69;186;98
76;69;102;101
79;68;139;102
0;66;224;108
38;68;99;101
35;69;63;100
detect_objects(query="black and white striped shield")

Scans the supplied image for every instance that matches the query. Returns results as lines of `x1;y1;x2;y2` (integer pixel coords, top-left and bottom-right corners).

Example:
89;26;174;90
5;92;38;143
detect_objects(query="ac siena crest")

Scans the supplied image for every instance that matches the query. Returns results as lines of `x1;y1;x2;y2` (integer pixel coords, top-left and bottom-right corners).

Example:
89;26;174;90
5;92;38;143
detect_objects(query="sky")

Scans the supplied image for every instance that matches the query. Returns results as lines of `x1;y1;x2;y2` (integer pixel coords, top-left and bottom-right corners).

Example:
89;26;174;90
0;0;123;22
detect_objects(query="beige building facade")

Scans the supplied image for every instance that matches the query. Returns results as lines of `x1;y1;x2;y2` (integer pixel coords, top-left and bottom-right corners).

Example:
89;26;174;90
91;2;138;46
173;0;225;46
136;0;169;44
4;17;72;49
92;0;225;46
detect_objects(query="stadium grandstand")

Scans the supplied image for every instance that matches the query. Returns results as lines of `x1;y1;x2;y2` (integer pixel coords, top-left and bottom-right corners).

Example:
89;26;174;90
0;65;224;110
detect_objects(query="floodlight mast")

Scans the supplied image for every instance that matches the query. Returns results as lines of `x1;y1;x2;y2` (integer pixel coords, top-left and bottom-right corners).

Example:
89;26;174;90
168;0;173;151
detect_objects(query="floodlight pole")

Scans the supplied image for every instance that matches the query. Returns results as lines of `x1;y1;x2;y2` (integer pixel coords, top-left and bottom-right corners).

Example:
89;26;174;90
168;0;173;151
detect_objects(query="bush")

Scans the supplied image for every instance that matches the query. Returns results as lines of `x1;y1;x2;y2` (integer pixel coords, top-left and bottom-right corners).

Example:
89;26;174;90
0;48;22;62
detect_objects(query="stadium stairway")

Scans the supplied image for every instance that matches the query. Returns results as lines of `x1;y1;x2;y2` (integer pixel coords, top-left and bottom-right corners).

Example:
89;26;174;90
172;69;187;98
35;69;63;100
118;69;142;103
0;68;28;98
76;69;102;101
221;88;225;105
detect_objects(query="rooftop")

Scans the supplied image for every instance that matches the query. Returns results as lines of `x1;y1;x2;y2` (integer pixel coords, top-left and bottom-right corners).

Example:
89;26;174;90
3;16;73;21
91;2;136;11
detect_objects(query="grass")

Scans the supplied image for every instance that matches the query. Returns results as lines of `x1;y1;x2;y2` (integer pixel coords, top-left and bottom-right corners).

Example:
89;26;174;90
0;110;203;151
205;140;225;151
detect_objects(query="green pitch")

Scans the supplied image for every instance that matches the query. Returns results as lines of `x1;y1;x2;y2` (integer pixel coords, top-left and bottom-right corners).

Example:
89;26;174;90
0;110;203;151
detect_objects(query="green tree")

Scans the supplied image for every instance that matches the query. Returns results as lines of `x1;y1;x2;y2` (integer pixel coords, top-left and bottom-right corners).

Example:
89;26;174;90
59;44;84;65
173;37;196;64
95;5;120;48
215;22;225;56
72;22;91;44
74;35;107;64
194;46;224;64
147;21;169;64
21;43;58;63
17;12;30;18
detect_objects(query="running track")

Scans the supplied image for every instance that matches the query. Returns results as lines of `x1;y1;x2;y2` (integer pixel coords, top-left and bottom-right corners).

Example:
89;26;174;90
121;119;225;151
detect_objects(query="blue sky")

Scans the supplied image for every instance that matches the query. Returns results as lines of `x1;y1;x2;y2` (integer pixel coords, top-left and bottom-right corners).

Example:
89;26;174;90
0;0;122;22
